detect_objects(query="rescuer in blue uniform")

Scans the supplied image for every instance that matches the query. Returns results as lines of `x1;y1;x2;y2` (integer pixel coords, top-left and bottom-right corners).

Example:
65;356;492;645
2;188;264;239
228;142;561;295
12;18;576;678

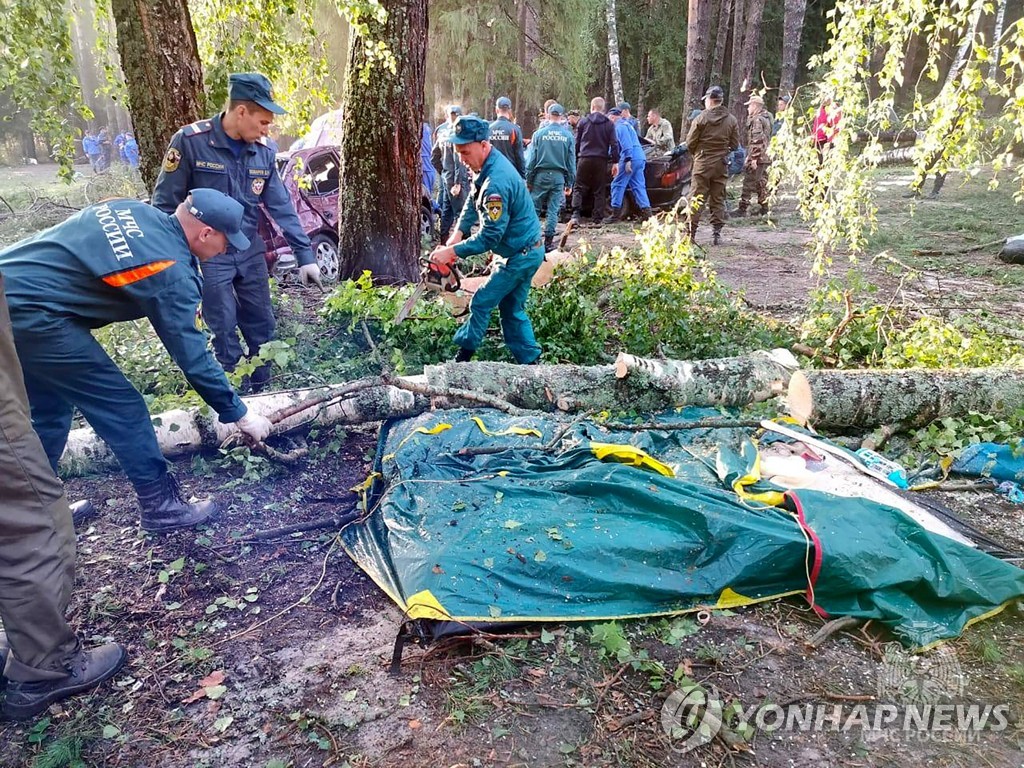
429;116;544;364
0;189;274;533
152;72;322;393
527;103;576;252
608;107;653;221
489;96;527;178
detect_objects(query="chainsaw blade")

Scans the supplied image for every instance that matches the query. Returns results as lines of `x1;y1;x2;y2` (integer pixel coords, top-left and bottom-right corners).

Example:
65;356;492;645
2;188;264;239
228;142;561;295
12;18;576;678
393;282;427;324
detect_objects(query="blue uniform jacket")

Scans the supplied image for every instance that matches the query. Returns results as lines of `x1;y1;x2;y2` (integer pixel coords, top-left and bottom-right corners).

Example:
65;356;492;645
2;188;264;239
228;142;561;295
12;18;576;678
489;116;527;178
614;121;645;166
0;200;246;423
526;123;576;189
151;114;314;266
454;148;541;260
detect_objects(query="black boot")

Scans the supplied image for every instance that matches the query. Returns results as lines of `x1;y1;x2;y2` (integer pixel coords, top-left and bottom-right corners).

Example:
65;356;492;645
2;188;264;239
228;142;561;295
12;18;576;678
2;643;127;721
70;499;97;527
137;474;218;533
602;206;623;224
640;208;654;221
544;235;555;253
712;228;722;245
453;347;475;363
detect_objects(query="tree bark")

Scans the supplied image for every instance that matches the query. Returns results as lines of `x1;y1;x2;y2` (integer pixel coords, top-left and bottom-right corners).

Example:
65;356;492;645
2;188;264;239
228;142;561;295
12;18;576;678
942;0;984;92
58;350;800;473
709;0;733;88
683;0;714;128
778;0;807;103
338;0;427;284
109;0;205;191
727;0;745;128
789;368;1024;429
732;0;764;140
606;0;625;105
988;0;1007;82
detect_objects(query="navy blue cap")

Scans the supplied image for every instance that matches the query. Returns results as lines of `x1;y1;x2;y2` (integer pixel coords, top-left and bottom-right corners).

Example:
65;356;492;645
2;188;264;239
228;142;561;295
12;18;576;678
229;73;286;115
617;102;631;112
547;103;565;116
704;85;725;100
187;188;249;251
607;107;623;116
495;96;512;110
450;116;491;144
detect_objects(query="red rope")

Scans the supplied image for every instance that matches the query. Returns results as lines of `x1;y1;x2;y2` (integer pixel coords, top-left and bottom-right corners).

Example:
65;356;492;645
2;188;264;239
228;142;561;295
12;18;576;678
785;491;828;618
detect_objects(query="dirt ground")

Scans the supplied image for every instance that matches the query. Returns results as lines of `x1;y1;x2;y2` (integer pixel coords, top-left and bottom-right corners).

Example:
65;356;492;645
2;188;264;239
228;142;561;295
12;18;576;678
1;165;1023;768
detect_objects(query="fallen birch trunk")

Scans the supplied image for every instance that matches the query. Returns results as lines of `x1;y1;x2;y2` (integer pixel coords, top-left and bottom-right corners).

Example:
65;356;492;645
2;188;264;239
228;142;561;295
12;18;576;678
59;349;799;474
789;368;1024;429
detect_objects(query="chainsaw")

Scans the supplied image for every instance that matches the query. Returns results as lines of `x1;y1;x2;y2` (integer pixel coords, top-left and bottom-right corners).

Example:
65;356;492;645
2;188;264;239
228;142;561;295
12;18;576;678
392;256;463;324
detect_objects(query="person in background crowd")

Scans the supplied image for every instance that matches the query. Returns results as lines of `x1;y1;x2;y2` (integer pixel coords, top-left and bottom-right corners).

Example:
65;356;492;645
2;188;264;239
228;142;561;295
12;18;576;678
645;108;675;154
571;97;619;226
685;85;739;245
527;103;576;252
490;96;527;178
432;104;471;240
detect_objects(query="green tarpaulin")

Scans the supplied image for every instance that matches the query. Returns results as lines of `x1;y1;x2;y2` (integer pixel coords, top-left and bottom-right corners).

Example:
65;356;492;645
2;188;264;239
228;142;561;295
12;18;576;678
341;408;1024;648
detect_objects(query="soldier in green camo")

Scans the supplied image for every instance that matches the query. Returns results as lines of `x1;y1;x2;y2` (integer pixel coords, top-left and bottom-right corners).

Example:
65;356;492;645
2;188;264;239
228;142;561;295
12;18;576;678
737;95;774;217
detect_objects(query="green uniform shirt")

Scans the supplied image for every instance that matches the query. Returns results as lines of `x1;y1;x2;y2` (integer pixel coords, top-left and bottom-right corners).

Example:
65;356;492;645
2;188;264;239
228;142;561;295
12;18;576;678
645;118;675;153
526;122;576;189
686;105;740;174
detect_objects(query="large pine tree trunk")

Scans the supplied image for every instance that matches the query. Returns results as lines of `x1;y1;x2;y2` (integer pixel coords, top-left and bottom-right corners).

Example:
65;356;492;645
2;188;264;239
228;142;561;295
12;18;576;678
732;0;765;140
683;0;714;127
606;0;625;105
109;0;205;190
778;0;806;101
337;0;427;284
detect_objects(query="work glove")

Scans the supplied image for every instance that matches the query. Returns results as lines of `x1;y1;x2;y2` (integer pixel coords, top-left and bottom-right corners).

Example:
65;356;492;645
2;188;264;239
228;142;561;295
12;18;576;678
299;263;324;289
234;411;273;443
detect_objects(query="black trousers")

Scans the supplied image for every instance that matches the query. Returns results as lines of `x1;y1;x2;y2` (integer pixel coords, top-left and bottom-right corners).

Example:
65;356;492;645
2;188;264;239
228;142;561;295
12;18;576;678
572;156;611;221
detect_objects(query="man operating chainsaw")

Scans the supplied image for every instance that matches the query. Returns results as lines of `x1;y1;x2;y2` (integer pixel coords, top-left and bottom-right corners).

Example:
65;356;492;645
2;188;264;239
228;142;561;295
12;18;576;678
428;115;544;364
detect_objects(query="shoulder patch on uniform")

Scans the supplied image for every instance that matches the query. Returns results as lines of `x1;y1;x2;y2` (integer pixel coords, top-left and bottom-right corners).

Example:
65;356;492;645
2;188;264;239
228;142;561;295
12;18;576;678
182;120;213;137
163;147;181;173
484;193;503;222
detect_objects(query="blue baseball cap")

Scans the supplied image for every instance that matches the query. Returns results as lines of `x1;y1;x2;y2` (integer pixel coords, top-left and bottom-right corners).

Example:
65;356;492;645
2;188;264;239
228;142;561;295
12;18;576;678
450;116;491;144
617;102;631;112
547;103;565;116
229;72;286;115
447;104;463;115
607;107;623;116
187;188;250;251
495;96;512;110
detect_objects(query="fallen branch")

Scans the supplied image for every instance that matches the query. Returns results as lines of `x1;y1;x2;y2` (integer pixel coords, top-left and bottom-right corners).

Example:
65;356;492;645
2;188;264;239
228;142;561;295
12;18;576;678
385;374;524;415
243;507;359;541
806;616;862;649
912;238;1004;256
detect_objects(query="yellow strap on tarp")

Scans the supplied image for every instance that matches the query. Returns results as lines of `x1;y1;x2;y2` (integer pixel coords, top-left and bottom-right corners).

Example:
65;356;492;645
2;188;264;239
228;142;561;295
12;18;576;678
590;441;675;477
471;416;542;439
382;423;453;461
722;440;787;507
349;472;381;510
405;589;452;620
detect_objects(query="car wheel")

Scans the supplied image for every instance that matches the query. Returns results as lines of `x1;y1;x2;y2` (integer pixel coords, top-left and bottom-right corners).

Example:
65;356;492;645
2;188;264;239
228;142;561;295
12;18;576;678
421;203;436;241
311;233;340;283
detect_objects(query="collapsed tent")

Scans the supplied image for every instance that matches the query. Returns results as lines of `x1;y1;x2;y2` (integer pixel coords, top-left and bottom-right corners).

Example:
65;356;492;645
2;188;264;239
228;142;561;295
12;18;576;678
341;408;1024;652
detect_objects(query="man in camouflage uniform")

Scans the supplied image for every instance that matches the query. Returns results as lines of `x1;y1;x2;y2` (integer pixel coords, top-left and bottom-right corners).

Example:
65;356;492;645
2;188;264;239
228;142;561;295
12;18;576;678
737;95;773;217
685;86;739;245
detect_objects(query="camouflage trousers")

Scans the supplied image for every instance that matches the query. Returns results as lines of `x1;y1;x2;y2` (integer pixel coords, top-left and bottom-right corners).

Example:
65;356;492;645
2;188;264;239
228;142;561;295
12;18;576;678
738;162;769;211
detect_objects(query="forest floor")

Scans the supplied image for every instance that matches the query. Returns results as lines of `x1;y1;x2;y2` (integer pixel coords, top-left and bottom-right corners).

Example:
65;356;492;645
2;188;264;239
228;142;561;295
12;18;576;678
0;164;1022;768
